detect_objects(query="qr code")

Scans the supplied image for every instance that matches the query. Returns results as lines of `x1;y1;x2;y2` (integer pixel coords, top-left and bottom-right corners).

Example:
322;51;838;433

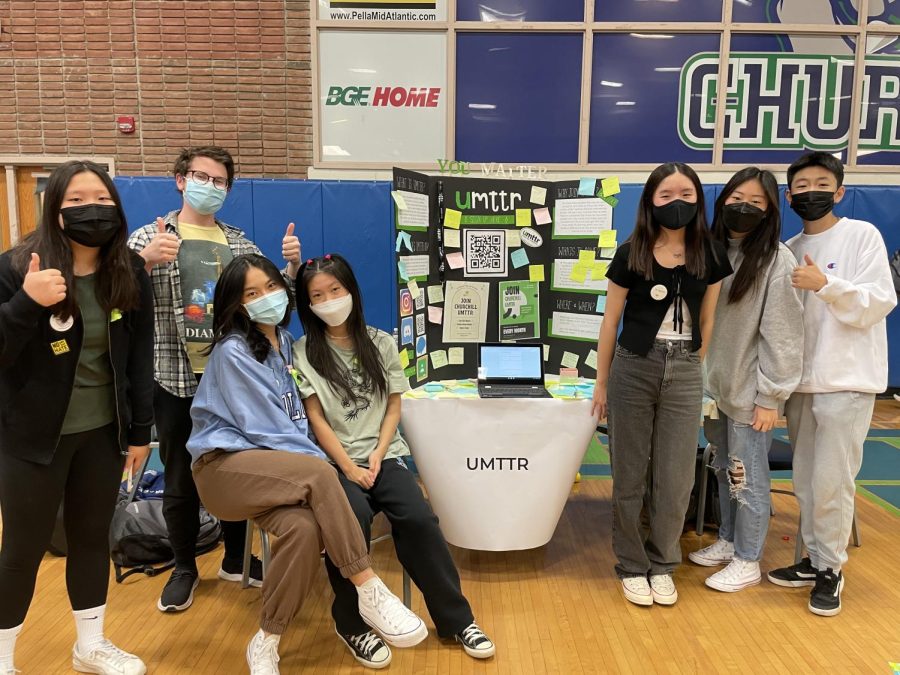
415;313;425;336
465;229;507;277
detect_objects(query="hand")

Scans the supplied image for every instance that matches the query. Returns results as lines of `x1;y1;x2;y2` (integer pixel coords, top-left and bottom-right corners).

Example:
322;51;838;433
591;381;608;421
346;464;375;490
282;222;302;272
22;253;66;307
751;405;778;433
139;217;180;268
368;452;384;479
791;254;827;292
124;444;151;486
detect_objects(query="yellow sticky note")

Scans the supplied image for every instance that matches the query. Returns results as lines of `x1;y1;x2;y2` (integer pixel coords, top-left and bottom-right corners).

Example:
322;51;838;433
407;279;421;299
448;347;465;365
444;209;462;229
110;309;123;322
444;228;460;248
570;264;588;283
529;265;545;282
391;191;407;210
530;185;547;205
601;176;621;197
561;351;580;369
586;349;598;371
593;261;609;280
578;250;595;264
399;349;410;369
515;209;531;227
543;344;550;361
506;229;521;247
430;350;449;369
598;229;617;249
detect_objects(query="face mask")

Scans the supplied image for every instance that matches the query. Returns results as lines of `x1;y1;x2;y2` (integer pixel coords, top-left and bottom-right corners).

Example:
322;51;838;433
183;178;227;215
789;190;834;222
652;199;698;230
310;294;353;327
244;289;289;326
721;202;766;234
60;204;122;247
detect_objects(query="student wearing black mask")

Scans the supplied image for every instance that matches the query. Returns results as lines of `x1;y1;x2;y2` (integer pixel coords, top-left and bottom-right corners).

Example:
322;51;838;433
0;161;154;674
591;162;732;607
690;168;804;592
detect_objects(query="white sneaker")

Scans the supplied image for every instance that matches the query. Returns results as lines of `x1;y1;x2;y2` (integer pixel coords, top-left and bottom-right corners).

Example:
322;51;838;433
357;578;428;648
649;574;678;605
705;558;761;593
621;576;653;606
246;630;280;675
688;538;735;567
72;639;146;675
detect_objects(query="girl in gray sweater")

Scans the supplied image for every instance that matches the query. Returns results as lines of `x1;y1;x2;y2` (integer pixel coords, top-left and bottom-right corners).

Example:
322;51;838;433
689;167;804;592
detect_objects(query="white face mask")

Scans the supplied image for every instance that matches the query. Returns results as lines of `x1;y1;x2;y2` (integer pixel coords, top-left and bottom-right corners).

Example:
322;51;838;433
310;294;353;327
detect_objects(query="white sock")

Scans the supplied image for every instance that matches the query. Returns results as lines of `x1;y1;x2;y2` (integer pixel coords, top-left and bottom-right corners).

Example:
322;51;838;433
258;629;281;646
0;623;23;671
73;605;106;654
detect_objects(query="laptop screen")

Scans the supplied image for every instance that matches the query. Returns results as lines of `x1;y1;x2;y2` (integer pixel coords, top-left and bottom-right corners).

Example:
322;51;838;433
479;344;543;382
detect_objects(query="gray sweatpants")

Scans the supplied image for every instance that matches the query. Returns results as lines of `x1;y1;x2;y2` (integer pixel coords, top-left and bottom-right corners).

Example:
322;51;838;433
785;391;875;572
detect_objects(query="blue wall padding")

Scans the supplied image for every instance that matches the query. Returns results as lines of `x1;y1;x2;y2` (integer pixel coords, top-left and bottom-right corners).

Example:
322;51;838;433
112;177;900;385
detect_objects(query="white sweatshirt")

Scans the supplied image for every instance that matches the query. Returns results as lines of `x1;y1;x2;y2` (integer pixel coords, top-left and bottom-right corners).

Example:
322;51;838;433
787;217;897;394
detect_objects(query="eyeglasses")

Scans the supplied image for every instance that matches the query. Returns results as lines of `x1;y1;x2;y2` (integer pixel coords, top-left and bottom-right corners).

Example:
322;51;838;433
185;170;229;191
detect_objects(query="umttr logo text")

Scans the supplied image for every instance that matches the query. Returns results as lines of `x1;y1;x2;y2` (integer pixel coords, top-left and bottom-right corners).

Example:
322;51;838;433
325;86;441;107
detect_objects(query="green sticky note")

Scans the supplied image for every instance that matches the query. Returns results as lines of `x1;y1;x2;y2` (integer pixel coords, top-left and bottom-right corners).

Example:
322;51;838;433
445;209;462;229
529;265;545;282
427;285;444;304
448;347;465;365
601;176;621;197
511;248;530;269
593;261;609;280
598;230;617;249
602;195;619;208
430;349;449;369
578;249;595;264
399;349;410;369
561;351;580;369
515;209;531;227
404;365;416;379
570;264;588;283
585;349;598;371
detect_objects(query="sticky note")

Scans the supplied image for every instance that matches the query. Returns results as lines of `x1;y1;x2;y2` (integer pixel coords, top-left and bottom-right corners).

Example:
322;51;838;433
395;232;404;253
600;247;617;259
391;191;407;210
427;285;444;304
570;264;588;283
428;306;443;324
444;229;460;247
431;350;449;369
585;349;599;371
449;347;465;365
602;195;619;208
598;230;617;248
407;279;421;300
560;366;579;383
601;176;621;197
398;260;409;281
578;249;595;264
533;207;552;225
529;265;545;282
444;208;462;229
401;232;412;250
511;248;530;269
399;349;410;369
404;365;416;379
530;185;547;205
543;344;550;361
578;177;596;196
110;309;122;322
596;294;607;313
515;209;531;227
593;261;608;280
447;251;465;269
561;351;580;369
506;229;521;247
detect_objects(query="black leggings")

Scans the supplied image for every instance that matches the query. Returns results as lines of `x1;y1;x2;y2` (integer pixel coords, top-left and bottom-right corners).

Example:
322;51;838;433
0;424;124;628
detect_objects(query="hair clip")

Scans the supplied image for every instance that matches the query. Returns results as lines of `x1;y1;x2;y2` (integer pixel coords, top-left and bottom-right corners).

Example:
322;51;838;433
306;258;313;265
324;254;332;260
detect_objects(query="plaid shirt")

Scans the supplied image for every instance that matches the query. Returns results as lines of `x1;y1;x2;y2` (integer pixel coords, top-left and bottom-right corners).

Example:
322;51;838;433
127;210;295;398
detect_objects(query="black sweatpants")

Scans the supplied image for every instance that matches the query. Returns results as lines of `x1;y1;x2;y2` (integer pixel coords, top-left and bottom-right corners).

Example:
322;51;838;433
153;383;245;568
325;457;474;638
0;424;123;628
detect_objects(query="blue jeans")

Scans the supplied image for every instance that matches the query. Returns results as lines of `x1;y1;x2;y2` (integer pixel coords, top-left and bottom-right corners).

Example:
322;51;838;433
704;413;772;562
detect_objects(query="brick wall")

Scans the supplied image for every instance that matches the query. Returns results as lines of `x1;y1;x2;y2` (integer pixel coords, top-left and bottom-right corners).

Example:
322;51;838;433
0;0;312;178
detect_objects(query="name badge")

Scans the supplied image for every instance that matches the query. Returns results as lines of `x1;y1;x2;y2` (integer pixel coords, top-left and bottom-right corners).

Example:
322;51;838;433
650;284;668;301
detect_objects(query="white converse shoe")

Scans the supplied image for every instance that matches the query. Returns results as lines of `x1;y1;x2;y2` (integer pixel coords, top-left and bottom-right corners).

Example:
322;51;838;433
649;574;678;605
688;538;735;567
357;578;428;648
705;558;761;593
621;576;653;606
72;639;146;675
246;630;280;675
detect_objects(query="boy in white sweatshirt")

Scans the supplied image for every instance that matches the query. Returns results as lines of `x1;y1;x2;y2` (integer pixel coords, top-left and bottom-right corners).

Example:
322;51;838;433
766;152;896;616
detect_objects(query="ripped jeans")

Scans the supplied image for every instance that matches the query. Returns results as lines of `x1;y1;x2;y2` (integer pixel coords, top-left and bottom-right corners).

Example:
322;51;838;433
703;412;772;562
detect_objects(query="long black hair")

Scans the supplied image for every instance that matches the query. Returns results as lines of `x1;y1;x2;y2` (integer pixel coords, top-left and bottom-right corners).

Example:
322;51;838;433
627;162;711;280
295;254;387;405
12;160;138;320
711;167;781;304
206;254;292;363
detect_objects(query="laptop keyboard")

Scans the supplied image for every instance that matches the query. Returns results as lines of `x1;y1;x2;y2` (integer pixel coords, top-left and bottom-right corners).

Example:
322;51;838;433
479;384;550;398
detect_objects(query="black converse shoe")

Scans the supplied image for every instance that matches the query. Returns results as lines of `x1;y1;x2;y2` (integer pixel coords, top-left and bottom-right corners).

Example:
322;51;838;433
809;568;844;617
157;568;200;612
454;623;495;659
335;627;392;669
766;557;818;588
219;555;263;588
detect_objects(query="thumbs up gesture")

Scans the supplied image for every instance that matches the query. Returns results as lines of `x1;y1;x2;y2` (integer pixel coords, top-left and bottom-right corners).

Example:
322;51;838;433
282;222;302;273
23;253;67;307
139;217;180;269
792;254;827;292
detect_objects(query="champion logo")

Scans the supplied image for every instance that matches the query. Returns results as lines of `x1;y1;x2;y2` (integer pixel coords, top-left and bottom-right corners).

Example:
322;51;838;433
826;262;838;270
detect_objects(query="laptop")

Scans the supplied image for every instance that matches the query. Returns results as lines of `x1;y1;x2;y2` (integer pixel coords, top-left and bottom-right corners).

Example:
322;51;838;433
477;343;551;398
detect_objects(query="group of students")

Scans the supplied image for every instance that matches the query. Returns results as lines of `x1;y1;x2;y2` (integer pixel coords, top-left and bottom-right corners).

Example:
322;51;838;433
591;153;896;617
0;147;494;675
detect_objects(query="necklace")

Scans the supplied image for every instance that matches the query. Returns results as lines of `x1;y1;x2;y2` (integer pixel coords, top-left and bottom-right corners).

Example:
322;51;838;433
326;332;352;341
655;243;684;258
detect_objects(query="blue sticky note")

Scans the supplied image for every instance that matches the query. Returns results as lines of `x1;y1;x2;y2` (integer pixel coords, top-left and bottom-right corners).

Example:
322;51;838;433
402;232;412;250
398;260;409;281
596;294;607;313
511;248;530;269
578;177;596;197
395;232;404;253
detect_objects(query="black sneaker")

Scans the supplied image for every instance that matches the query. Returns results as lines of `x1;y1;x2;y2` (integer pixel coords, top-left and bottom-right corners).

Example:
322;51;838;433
335;627;392;669
455;622;495;659
157;568;199;612
809;568;844;617
766;557;817;588
218;555;263;588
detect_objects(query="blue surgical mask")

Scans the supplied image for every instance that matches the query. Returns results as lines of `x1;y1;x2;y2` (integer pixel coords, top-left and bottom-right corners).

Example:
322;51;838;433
244;289;289;325
183;178;227;215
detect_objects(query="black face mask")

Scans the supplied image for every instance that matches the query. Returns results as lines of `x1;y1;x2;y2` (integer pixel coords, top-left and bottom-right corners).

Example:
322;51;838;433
652;199;698;231
722;202;766;234
789;190;835;222
60;204;122;248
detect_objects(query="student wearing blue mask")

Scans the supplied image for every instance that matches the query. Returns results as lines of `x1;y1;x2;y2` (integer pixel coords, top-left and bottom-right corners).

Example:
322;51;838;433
127;146;303;614
187;254;426;675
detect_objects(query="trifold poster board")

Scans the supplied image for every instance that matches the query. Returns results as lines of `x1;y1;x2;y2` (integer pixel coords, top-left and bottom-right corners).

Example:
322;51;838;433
393;168;621;387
